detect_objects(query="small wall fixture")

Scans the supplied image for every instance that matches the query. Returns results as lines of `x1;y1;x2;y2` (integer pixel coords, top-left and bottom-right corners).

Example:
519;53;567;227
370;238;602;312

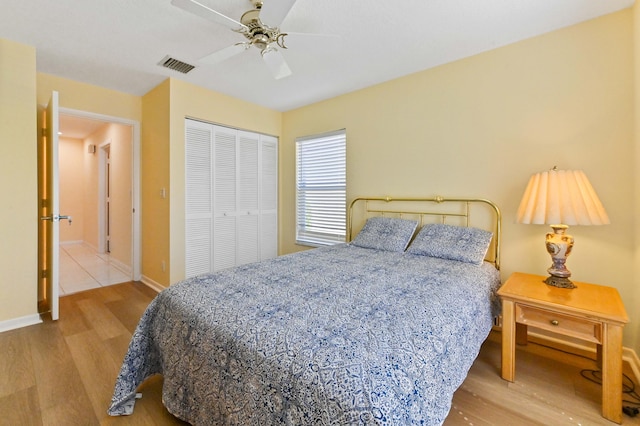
88;144;96;154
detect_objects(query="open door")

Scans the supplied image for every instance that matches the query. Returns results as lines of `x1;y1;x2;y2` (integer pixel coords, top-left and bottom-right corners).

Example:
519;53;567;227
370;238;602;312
38;91;70;321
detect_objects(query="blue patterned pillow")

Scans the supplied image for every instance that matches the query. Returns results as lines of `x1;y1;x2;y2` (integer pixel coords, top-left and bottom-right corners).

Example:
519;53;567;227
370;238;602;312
406;223;493;265
351;217;418;252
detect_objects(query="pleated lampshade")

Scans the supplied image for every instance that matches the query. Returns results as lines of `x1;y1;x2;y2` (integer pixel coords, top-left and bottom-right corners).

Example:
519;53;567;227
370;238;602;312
516;168;609;226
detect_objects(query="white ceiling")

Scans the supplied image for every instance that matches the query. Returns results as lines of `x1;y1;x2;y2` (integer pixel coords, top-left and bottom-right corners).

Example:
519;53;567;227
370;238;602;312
0;0;634;120
58;114;108;140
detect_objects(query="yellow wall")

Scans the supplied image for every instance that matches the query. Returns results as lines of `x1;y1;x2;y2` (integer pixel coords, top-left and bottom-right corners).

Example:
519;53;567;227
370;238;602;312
37;73;141;122
0;39;38;323
83;133;100;249
632;3;640;354
141;78;282;287
283;10;637;347
59;138;85;242
141;80;171;285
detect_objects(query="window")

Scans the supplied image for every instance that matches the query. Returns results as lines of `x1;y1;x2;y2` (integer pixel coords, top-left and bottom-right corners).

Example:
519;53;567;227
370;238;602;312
296;129;346;246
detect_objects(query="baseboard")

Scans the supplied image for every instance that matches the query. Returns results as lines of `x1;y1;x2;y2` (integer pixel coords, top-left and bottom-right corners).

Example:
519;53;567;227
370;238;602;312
0;314;42;333
140;275;166;293
60;240;84;245
110;257;132;277
82;241;100;252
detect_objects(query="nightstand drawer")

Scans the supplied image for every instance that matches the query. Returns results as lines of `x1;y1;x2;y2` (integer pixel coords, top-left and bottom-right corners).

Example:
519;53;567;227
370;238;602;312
516;304;602;344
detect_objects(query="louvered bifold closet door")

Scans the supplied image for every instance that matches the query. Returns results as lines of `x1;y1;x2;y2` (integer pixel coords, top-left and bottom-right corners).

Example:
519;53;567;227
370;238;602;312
185;121;213;278
213;127;237;271
237;131;260;266
260;136;278;260
185;119;278;277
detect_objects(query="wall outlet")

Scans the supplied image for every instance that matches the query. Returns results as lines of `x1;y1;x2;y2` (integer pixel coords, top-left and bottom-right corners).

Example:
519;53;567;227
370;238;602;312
161;261;166;272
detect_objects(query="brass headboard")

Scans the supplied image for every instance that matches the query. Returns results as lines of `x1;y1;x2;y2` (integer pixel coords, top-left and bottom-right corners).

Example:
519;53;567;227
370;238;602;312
347;196;502;270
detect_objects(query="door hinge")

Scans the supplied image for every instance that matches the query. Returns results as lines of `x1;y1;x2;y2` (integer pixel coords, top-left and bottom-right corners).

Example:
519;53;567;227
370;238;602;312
41;269;49;279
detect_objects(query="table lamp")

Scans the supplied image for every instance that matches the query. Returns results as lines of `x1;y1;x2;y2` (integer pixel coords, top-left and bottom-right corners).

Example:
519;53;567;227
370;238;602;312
516;167;609;288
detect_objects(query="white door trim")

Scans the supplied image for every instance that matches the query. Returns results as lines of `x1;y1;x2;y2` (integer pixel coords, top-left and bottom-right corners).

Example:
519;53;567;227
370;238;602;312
59;107;142;281
98;140;111;254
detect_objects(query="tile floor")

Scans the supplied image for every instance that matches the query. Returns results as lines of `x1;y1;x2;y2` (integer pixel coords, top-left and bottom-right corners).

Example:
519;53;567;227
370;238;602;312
59;242;131;295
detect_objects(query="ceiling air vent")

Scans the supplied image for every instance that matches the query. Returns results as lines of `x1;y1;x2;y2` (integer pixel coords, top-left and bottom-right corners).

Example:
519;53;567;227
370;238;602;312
158;56;195;74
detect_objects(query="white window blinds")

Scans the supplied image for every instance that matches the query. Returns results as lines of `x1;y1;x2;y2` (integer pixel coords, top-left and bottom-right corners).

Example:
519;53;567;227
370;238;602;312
296;129;346;246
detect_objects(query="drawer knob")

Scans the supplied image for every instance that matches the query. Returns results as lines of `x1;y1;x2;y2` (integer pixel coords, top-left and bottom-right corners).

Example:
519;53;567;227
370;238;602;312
550;319;559;326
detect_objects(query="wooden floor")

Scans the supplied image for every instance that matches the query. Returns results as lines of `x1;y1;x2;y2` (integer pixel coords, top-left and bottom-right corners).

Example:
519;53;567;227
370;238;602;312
1;282;638;426
445;335;640;426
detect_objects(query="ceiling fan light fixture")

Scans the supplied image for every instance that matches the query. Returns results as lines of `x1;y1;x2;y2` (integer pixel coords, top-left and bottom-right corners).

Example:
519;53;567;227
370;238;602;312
251;33;270;50
260;44;275;56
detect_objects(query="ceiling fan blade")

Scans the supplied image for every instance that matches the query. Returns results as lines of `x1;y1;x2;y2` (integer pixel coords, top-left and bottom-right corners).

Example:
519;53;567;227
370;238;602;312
171;0;247;32
261;48;292;80
199;43;250;64
258;0;298;27
278;32;340;49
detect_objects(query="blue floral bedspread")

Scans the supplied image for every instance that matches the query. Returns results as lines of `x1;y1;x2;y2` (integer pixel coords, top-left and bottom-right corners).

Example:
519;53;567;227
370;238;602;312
108;244;501;425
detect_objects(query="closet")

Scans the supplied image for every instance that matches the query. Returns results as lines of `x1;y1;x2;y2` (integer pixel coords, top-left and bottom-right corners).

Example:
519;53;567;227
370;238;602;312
185;118;278;278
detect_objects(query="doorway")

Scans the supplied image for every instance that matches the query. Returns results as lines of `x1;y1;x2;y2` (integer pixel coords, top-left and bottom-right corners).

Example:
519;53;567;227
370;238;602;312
57;109;141;295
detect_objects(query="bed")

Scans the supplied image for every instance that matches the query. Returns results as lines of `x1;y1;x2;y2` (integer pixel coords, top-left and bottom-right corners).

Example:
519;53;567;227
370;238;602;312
108;196;502;425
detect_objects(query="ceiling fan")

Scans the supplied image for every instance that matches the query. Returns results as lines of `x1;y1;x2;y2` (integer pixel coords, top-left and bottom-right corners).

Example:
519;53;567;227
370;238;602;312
172;0;312;79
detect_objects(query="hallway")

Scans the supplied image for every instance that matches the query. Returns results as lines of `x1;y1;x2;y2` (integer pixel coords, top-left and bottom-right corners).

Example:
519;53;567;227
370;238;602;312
59;242;130;295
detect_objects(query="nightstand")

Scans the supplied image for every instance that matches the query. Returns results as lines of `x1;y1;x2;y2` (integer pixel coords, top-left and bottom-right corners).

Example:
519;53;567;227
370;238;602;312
498;272;629;424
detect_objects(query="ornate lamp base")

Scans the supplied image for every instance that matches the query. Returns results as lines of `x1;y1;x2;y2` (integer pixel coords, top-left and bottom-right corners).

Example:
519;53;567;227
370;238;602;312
544;224;576;289
544;275;576;289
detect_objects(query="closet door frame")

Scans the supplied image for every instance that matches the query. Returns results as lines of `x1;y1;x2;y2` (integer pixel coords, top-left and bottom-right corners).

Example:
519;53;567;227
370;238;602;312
185;118;278;278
